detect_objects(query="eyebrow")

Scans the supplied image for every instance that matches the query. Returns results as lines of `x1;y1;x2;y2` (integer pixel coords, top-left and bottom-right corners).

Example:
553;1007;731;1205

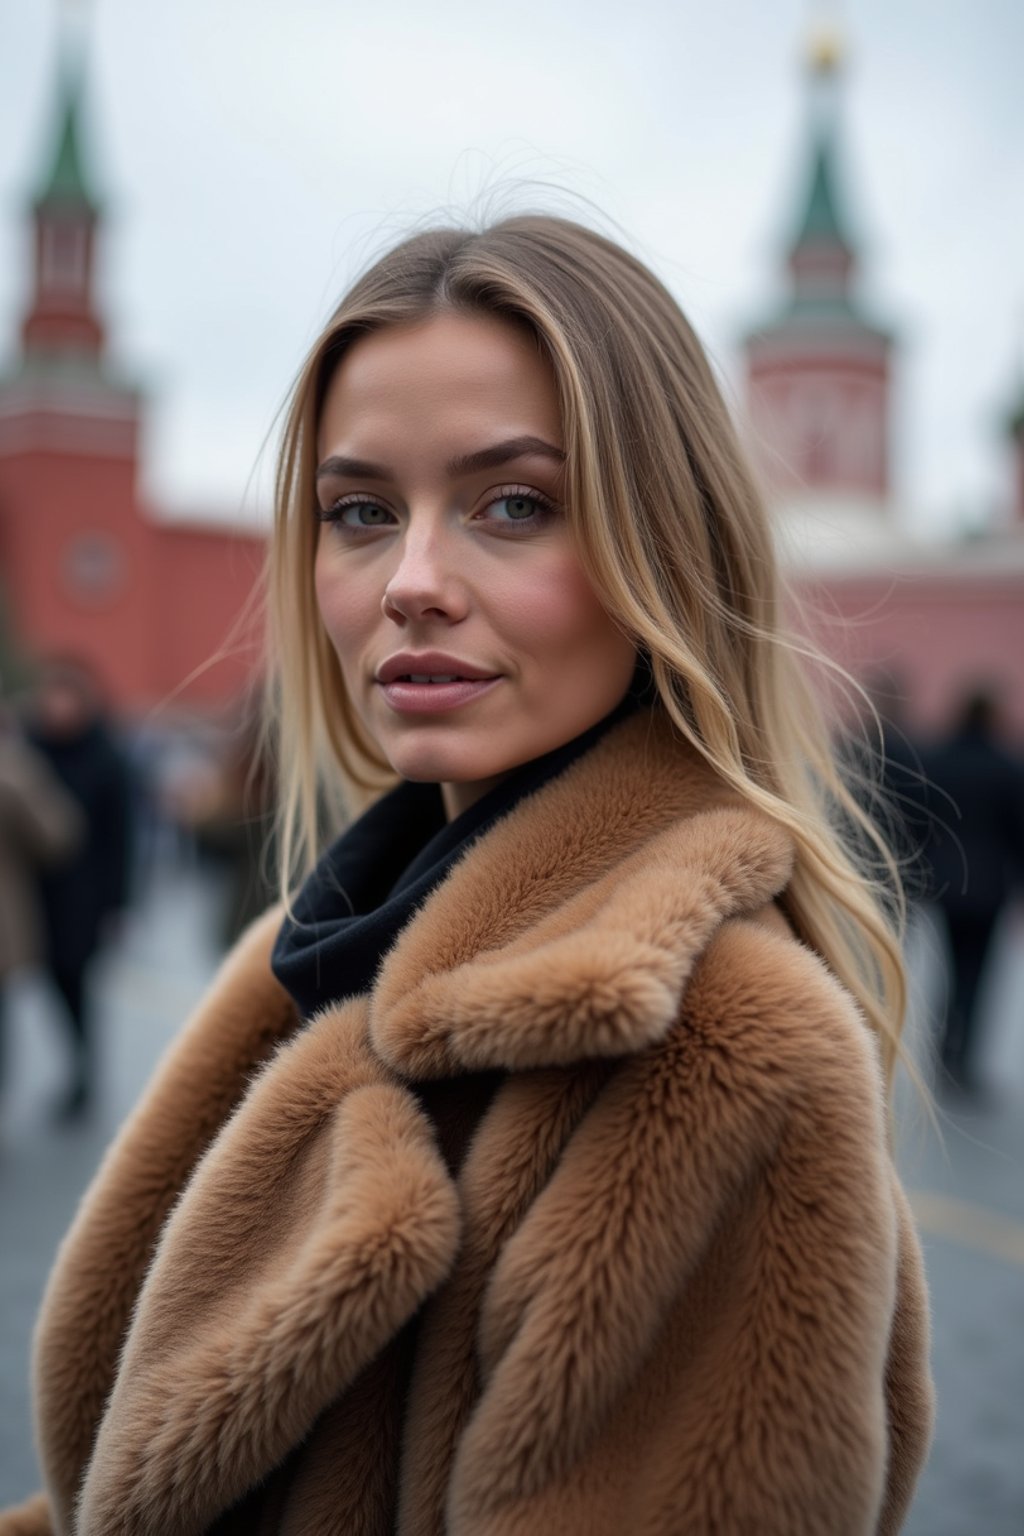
315;435;566;484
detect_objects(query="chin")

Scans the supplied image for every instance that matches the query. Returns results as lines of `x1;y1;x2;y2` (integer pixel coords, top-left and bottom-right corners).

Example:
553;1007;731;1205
382;736;503;787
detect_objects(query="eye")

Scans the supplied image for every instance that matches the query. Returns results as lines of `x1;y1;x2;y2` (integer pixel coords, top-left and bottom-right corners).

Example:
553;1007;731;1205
479;489;556;527
317;498;396;529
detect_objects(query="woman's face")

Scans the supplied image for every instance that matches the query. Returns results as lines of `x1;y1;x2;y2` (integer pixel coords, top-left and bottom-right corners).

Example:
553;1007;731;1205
314;309;637;818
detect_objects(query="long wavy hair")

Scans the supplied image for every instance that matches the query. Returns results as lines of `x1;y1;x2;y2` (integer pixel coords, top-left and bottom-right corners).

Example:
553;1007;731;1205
265;214;909;1088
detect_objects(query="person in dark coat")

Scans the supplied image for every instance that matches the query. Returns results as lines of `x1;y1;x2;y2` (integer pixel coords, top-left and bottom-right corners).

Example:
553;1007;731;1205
923;688;1024;1091
27;658;133;1120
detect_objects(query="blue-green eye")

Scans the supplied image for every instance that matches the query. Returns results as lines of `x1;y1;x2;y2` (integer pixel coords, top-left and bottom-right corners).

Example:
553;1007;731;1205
499;495;539;520
318;499;394;528
485;492;553;525
342;502;393;527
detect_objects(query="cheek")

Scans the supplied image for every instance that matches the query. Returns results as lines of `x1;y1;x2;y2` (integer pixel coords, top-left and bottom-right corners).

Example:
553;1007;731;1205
500;548;624;661
313;548;374;677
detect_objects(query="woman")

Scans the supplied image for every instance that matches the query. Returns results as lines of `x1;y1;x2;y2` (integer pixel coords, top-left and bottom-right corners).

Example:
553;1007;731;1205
3;216;932;1535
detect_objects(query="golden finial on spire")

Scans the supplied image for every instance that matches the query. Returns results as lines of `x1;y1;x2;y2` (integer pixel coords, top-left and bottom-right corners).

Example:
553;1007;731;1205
806;20;845;76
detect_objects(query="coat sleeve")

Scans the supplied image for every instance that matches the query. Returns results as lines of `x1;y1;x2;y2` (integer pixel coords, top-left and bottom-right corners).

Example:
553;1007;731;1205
6;907;294;1534
449;918;933;1536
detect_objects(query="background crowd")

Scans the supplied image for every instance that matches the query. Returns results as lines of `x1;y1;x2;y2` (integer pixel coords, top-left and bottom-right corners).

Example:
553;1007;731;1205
0;657;273;1127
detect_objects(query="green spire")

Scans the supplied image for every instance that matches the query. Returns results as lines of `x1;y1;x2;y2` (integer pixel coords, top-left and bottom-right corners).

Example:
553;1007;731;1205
791;125;852;252
33;50;100;212
788;23;855;255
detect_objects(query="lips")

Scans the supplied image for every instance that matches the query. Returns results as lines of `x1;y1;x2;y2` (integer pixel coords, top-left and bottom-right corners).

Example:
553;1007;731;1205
376;653;500;686
377;674;503;717
399;672;475;683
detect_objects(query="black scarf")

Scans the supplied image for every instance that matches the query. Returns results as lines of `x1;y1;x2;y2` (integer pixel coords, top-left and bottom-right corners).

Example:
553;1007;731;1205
271;691;643;1023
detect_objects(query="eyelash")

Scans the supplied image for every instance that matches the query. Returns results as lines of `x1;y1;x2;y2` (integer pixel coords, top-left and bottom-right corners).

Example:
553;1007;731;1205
315;484;558;534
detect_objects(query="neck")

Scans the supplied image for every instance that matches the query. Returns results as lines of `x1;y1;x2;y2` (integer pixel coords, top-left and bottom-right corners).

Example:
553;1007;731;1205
441;772;510;821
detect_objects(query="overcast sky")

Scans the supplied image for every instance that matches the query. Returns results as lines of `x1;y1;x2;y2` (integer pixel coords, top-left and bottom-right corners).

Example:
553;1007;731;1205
2;0;1022;534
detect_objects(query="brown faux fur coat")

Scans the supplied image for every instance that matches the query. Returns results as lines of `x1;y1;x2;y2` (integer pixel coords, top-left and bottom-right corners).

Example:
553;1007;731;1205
3;712;933;1535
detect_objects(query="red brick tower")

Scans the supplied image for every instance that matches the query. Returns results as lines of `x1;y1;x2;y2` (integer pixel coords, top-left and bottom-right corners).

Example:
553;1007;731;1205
0;38;267;716
744;30;893;509
0;42;157;706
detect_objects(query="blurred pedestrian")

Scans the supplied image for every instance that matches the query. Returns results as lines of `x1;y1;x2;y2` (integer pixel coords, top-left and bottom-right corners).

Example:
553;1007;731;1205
924;687;1024;1091
839;669;933;913
0;703;81;1104
27;658;133;1121
172;699;277;950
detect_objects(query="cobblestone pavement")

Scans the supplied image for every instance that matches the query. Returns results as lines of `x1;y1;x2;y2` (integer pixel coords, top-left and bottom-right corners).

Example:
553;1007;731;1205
1;869;1023;1531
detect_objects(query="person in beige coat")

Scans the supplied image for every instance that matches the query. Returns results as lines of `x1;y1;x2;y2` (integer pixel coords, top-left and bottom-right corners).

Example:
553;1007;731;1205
0;709;81;1093
2;216;933;1535
0;709;82;980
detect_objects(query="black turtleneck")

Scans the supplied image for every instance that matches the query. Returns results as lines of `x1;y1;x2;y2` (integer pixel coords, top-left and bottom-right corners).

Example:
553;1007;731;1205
271;689;642;1024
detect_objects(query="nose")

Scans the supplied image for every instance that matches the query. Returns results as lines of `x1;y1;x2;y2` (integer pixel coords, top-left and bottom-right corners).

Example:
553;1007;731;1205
381;521;469;625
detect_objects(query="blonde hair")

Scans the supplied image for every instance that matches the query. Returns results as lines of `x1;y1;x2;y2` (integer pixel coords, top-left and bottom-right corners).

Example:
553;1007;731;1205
266;215;909;1089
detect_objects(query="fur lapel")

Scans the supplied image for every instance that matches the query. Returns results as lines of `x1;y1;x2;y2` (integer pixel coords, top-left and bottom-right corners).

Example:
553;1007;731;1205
445;916;898;1534
76;999;461;1536
371;709;794;1075
395;1062;616;1534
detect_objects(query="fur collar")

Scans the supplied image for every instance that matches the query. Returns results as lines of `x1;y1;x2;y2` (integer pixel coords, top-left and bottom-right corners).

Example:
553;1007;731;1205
369;708;794;1076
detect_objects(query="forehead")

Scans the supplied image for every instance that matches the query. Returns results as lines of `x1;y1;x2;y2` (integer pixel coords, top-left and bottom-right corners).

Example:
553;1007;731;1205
317;311;561;453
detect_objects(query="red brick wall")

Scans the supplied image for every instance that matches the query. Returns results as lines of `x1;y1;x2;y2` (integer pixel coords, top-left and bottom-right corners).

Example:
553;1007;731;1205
152;521;266;711
794;567;1024;741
